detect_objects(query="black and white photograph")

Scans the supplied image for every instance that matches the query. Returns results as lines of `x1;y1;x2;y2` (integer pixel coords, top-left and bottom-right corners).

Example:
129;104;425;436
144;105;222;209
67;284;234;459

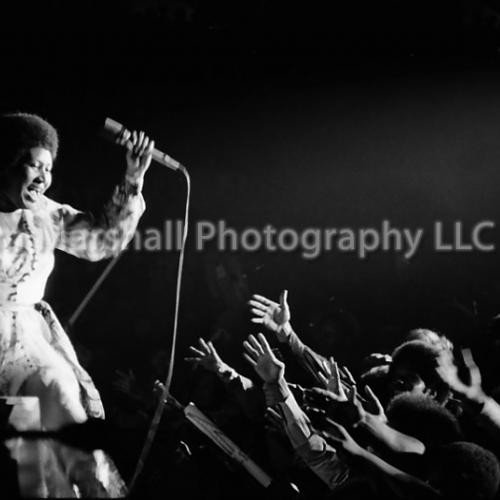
3;1;500;499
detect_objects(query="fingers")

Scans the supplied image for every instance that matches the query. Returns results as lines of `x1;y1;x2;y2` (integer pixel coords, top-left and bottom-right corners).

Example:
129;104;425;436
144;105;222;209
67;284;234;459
280;289;288;308
125;129;153;158
243;353;257;366
307;387;333;399
365;385;384;413
462;348;482;385
207;341;217;356
249;299;271;312
324;417;349;439
340;366;356;386
462;348;479;372
257;333;273;354
251;317;264;324
251;294;279;307
243;340;260;359
322;358;333;377
187;338;213;363
318;371;329;387
117;128;131;146
251;308;267;317
199;338;210;353
347;384;357;400
248;334;265;355
333;361;341;386
189;346;205;357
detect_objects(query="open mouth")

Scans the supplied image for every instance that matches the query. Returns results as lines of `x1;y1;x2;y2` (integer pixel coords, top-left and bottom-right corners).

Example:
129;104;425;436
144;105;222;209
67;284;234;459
25;185;44;202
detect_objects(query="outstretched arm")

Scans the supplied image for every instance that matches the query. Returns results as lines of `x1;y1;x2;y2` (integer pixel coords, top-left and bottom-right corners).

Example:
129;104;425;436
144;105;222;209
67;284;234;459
305;381;424;455
53;129;153;261
243;333;350;491
323;419;439;500
185;338;263;420
249;291;330;385
438;348;500;435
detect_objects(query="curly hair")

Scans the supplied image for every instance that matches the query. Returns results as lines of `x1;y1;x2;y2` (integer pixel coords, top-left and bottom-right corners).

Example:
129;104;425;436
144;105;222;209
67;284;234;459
405;328;454;353
386;393;462;448
0;113;59;175
429;441;500;500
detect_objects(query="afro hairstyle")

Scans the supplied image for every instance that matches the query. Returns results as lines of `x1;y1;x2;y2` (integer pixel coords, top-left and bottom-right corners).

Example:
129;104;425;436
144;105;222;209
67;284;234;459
386;393;462;448
428;441;500;500
0;113;58;175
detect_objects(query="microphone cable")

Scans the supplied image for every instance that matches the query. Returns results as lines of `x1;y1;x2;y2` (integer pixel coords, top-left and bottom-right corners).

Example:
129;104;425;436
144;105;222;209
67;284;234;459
128;165;191;493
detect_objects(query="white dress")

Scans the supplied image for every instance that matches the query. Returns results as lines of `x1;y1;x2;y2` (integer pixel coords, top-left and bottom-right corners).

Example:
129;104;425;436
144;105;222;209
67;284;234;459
0;180;144;428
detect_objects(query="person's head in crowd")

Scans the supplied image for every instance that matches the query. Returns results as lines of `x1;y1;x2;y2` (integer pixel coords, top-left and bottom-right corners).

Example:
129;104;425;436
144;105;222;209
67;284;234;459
389;340;451;404
0;112;58;210
405;328;453;353
386;393;462;449
426;442;500;500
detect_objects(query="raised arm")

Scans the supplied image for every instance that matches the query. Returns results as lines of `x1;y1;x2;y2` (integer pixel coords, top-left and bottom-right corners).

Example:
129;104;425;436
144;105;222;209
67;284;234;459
243;333;350;491
53;129;153;261
438;348;500;436
323;419;439;500
306;378;425;456
185;338;263;420
249;291;329;385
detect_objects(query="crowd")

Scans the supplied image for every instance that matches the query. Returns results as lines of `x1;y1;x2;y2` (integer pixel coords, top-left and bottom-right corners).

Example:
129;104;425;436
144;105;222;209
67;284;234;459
124;289;500;500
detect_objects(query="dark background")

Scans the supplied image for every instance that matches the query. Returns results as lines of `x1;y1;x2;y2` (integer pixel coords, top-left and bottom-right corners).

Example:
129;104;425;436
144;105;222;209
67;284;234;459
3;0;500;397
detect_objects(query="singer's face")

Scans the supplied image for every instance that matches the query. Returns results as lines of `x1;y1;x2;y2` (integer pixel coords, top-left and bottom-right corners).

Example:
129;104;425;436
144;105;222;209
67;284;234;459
2;147;53;210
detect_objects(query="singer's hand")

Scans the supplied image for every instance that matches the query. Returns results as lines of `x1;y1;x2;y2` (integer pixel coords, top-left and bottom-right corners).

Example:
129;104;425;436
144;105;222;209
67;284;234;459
118;129;154;185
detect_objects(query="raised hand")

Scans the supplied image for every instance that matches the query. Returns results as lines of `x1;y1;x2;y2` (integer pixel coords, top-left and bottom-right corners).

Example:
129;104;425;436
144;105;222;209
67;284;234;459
249;290;291;342
184;338;228;373
339;365;357;388
305;382;385;429
437;348;486;404
243;333;285;383
362;385;387;424
318;357;348;401
321;418;364;456
117;128;155;184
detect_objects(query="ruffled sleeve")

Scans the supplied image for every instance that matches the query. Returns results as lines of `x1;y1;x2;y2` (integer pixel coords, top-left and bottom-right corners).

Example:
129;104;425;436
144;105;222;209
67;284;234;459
50;179;145;261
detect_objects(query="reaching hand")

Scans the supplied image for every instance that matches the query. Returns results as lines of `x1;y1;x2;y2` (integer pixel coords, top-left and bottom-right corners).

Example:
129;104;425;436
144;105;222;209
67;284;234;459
184;338;227;373
321;418;364;456
437;348;486;404
117;128;154;184
361;385;387;424
249;291;291;342
318;358;349;401
243;333;285;383
305;383;385;428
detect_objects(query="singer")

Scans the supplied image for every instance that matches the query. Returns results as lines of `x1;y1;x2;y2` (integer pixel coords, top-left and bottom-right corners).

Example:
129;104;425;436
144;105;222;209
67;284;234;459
0;112;153;431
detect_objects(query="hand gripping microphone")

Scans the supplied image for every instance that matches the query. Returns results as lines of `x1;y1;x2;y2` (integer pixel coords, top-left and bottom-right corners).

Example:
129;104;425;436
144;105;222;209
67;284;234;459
103;117;184;172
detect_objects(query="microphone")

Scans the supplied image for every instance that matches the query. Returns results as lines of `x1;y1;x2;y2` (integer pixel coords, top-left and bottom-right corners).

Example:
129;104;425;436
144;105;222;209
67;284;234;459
103;117;184;172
